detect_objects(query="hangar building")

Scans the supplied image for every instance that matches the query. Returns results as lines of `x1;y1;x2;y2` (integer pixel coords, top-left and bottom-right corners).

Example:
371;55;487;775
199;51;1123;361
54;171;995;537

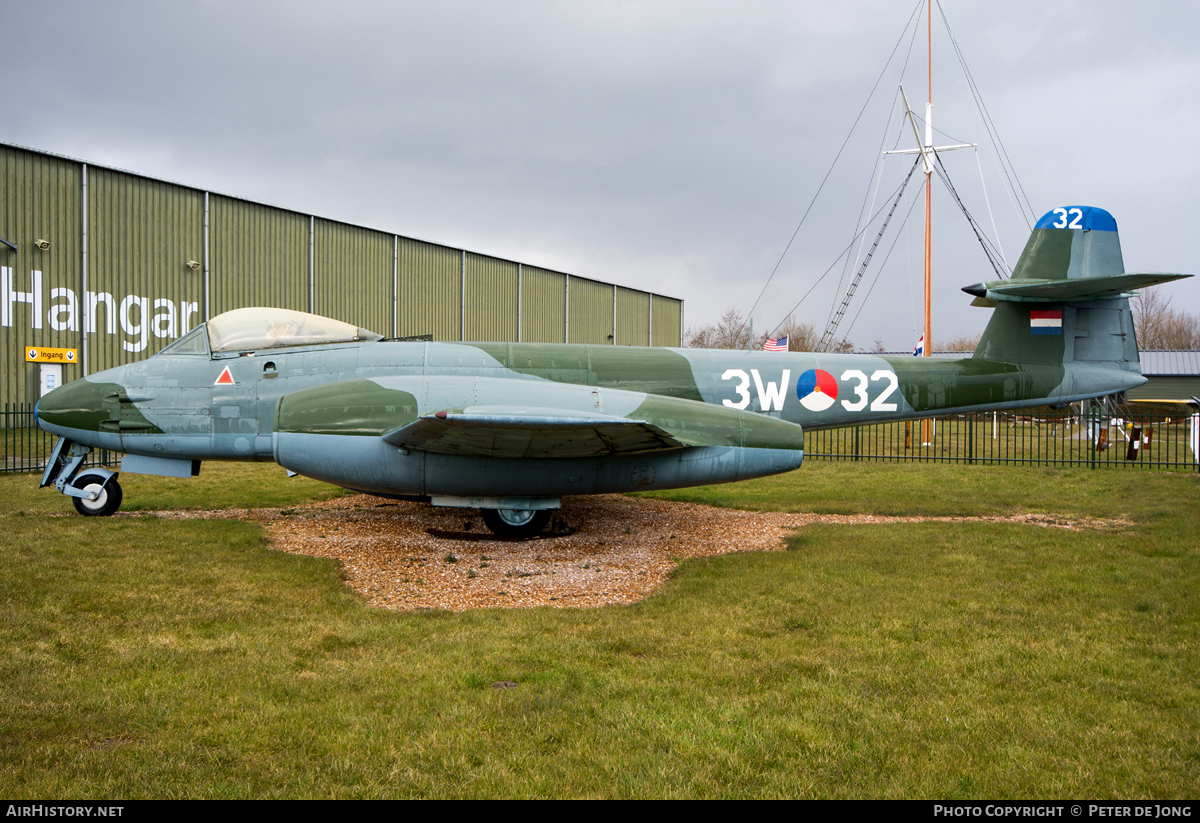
1126;351;1200;403
0;142;683;409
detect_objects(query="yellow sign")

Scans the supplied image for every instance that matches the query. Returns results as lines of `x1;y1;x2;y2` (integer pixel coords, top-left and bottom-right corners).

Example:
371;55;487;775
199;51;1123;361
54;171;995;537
25;346;78;364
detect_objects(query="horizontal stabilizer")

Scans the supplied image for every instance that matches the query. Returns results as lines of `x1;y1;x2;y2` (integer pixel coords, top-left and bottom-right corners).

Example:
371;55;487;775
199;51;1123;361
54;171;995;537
963;272;1191;304
382;405;685;458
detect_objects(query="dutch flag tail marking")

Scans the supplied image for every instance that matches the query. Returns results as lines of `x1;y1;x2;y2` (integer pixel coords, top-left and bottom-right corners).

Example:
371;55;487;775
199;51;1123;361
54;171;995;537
1030;310;1063;335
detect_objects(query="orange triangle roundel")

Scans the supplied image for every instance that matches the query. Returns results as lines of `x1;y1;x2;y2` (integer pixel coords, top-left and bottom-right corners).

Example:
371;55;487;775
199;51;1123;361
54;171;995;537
214;366;235;385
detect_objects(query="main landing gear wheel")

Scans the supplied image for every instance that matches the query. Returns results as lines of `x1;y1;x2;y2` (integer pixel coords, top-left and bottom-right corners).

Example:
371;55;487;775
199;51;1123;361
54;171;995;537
480;508;553;539
72;473;123;517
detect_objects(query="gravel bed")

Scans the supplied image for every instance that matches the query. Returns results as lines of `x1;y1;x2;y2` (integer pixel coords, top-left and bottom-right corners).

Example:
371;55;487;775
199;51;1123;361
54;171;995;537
139;494;1125;612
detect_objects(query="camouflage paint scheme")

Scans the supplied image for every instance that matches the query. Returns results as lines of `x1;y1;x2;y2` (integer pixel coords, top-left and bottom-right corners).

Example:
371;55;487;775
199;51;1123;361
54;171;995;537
34;206;1190;521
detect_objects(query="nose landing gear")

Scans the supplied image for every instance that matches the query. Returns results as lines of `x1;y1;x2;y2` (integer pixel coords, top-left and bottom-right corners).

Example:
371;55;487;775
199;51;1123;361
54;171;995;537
40;438;123;517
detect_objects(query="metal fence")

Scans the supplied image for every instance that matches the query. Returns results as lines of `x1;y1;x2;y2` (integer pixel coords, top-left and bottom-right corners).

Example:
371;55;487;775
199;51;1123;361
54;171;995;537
5;401;1198;476
807;404;1200;470
1;404;115;476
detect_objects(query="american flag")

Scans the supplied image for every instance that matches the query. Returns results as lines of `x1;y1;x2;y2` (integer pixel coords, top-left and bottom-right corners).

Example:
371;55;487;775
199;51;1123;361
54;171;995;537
762;336;788;352
913;334;924;356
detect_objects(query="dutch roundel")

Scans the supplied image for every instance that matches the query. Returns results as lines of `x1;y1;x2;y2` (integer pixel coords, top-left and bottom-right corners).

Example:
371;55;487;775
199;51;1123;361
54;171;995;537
796;368;837;412
214;366;235;385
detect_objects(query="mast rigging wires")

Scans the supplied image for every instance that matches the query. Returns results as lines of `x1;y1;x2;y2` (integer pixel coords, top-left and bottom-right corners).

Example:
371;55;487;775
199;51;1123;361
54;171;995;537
818;158;921;352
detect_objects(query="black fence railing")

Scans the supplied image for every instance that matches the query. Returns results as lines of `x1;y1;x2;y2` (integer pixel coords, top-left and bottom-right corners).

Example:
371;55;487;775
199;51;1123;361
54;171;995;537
807;404;1200;470
2;403;117;476
4;401;1198;475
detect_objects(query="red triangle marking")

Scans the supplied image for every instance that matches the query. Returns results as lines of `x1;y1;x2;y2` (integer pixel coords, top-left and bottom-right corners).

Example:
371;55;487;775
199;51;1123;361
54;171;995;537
214;366;235;385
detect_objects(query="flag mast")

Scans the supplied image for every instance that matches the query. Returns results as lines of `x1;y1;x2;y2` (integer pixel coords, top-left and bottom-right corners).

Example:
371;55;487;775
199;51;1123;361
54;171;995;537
924;0;932;374
923;0;933;444
886;2;975;443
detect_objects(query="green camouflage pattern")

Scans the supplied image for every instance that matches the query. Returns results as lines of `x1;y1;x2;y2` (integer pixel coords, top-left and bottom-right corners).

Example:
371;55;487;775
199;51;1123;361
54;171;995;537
32;205;1191;515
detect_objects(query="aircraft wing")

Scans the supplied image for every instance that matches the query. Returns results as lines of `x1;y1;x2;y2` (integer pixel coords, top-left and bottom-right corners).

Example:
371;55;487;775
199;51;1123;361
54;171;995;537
382;405;687;458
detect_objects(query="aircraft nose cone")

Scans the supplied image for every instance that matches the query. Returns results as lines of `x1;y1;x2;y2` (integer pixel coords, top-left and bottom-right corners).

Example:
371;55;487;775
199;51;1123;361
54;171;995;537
34;377;110;434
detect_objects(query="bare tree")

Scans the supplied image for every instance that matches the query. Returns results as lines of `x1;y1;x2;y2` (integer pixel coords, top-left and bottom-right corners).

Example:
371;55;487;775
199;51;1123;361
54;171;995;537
941;333;982;352
768;314;855;352
1132;287;1200;349
684;307;761;350
684;309;850;351
772;315;821;351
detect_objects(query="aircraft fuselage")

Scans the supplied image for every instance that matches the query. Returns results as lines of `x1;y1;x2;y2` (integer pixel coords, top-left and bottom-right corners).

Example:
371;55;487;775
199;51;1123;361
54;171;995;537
36;333;1142;503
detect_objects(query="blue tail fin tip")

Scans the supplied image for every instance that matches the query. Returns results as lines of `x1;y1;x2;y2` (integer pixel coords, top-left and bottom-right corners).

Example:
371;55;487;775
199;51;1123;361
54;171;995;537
1034;206;1118;232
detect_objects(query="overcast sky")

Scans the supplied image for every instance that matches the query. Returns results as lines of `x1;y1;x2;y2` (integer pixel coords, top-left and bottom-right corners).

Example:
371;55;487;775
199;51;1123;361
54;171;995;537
5;0;1198;349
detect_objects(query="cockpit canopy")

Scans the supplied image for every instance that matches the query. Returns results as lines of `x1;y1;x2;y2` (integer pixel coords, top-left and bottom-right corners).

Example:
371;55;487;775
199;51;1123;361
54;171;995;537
160;307;382;356
208;307;382;351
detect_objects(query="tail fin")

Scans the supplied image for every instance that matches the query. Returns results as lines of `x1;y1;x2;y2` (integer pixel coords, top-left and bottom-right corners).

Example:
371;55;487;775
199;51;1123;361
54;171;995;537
963;206;1190;371
1012;205;1125;282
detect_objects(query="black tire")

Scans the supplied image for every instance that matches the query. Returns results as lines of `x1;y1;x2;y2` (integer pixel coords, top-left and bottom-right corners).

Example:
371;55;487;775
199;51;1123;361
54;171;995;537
72;473;123;517
480;508;553;539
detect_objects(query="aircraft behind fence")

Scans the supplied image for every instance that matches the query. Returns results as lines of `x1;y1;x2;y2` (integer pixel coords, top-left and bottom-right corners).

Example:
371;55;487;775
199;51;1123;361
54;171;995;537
35;206;1191;536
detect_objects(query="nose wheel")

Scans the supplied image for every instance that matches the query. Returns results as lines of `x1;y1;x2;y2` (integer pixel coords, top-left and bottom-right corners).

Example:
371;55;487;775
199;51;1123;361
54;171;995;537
71;473;123;517
41;439;124;517
481;507;552;538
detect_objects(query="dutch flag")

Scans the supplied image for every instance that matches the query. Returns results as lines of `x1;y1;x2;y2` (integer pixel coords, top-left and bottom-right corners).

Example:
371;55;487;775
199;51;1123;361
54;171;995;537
1030;310;1063;335
913;334;924;356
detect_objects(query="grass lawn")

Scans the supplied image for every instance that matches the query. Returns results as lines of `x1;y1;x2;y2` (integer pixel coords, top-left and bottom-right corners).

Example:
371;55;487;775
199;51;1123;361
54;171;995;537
1;461;1196;798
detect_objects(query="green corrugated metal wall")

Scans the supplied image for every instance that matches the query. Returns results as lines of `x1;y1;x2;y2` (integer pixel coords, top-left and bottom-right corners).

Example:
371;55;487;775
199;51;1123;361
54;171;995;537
0;143;683;406
520;265;566;343
1127;377;1200;401
465;253;519;341
86;167;204;374
315;219;393;336
0;147;82;405
568;277;613;344
209;195;308;317
398;237;460;340
616;286;649;346
651;295;682;348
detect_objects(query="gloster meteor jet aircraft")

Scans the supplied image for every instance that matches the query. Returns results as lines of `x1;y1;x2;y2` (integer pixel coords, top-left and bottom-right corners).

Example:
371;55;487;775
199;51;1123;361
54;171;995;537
36;206;1190;536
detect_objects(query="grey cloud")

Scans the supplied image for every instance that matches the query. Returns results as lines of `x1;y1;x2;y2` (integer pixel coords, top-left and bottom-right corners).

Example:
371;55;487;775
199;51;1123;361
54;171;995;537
4;0;1197;347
